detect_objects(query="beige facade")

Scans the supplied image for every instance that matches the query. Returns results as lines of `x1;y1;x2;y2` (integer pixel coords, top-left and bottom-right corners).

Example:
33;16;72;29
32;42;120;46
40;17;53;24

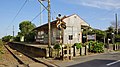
34;14;89;45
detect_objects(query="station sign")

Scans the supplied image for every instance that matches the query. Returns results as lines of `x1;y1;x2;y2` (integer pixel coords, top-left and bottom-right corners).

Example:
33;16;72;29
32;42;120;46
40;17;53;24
87;34;96;41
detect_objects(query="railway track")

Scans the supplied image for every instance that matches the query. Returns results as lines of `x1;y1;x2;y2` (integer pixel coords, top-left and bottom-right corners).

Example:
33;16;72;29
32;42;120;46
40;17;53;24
4;45;48;67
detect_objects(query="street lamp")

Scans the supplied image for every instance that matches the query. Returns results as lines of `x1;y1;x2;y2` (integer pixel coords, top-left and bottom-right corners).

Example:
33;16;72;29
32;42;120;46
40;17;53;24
112;33;114;44
81;29;86;43
112;33;115;50
82;28;93;43
107;38;111;49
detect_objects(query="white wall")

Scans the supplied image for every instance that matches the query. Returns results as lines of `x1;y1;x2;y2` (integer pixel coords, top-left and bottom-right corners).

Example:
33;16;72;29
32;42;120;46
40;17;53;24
63;14;82;45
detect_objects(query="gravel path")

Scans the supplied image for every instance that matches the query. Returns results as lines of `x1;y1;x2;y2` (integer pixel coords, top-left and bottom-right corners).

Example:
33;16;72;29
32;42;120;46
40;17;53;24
0;46;19;67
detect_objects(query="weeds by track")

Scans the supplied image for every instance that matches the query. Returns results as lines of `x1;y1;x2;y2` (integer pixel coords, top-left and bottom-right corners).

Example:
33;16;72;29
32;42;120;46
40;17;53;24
4;45;49;67
4;45;24;65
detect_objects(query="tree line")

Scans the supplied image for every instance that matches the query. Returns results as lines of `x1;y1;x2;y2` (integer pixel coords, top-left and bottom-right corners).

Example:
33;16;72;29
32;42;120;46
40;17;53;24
2;20;120;44
2;20;36;42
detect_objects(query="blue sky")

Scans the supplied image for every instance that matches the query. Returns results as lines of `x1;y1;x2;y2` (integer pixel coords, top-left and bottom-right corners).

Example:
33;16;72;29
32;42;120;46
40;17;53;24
0;0;120;38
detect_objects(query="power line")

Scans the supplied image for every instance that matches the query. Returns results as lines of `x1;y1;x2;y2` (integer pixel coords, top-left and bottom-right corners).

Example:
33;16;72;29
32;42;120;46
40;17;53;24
3;0;28;37
88;9;116;22
6;0;28;30
31;8;46;22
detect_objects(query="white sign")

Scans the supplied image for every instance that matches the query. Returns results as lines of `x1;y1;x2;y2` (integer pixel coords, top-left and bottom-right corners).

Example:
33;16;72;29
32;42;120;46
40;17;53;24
87;34;96;40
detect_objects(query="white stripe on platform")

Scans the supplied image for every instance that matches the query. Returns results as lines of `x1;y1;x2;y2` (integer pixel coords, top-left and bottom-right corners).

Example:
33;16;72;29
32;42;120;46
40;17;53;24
106;60;120;66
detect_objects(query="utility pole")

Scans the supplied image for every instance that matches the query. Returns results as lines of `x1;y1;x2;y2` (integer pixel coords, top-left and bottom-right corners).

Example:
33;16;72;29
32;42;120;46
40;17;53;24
48;0;51;57
40;1;42;25
115;13;118;34
13;25;14;37
38;0;51;57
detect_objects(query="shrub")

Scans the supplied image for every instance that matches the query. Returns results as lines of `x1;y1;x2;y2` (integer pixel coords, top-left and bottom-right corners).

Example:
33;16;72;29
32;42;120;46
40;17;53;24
87;41;104;53
93;42;104;53
54;44;61;49
14;36;20;42
0;39;4;54
53;44;61;58
2;35;13;42
74;43;82;49
116;42;120;45
24;32;36;42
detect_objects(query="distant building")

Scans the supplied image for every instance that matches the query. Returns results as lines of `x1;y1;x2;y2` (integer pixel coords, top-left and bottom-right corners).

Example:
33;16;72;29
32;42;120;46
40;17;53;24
34;14;90;45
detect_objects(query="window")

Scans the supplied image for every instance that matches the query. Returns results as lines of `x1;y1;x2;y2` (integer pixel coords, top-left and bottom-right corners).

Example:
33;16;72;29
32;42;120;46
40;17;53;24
69;35;73;40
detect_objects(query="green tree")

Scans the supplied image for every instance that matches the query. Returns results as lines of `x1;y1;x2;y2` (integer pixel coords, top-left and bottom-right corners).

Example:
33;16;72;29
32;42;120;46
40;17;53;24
2;35;13;42
0;39;4;57
93;29;106;42
19;21;36;36
13;35;20;42
105;26;114;43
24;31;36;42
82;28;106;43
106;26;114;33
17;20;36;42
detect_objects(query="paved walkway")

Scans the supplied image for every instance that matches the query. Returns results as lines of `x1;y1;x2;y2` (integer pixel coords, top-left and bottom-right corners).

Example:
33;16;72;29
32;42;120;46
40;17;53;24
44;51;120;67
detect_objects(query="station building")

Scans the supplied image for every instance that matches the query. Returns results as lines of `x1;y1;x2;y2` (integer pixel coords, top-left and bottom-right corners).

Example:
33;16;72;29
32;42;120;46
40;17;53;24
34;14;90;45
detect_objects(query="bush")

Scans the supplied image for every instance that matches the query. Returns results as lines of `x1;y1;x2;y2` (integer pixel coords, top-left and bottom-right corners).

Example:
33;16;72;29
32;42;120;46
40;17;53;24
54;44;61;49
14;36;20;42
24;32;36;42
116;42;120;45
74;43;82;49
0;39;4;54
53;44;61;58
2;35;13;42
87;41;104;53
0;39;3;45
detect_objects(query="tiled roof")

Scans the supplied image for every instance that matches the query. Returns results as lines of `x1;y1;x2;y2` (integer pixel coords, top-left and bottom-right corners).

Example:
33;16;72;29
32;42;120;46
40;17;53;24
34;14;90;30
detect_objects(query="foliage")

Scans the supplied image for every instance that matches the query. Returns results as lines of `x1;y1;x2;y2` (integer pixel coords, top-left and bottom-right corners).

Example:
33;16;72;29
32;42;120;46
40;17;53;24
94;29;106;42
106;26;114;33
105;26;114;42
105;26;120;43
53;44;61;58
13;35;20;42
82;28;106;43
115;34;120;38
74;43;82;49
0;39;3;45
16;20;36;42
116;42;120;45
115;34;120;42
24;31;36;42
87;41;104;53
54;44;61;49
19;21;36;36
0;39;4;54
2;35;13;42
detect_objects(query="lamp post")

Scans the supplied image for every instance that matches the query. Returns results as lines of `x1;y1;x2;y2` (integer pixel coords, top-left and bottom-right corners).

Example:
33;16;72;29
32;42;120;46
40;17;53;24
104;33;106;46
82;28;93;43
112;33;115;50
112;33;114;44
107;38;110;49
81;29;86;43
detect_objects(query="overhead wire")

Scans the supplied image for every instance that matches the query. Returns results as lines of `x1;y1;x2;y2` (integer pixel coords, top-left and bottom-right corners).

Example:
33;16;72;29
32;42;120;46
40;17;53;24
87;9;116;22
31;8;46;22
31;0;59;23
6;0;28;30
3;0;28;36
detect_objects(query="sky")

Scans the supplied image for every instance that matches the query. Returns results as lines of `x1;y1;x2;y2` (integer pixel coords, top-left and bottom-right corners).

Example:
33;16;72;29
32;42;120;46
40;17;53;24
0;0;120;38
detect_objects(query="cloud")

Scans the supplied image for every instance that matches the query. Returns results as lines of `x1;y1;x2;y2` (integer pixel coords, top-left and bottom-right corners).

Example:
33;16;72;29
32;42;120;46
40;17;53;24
68;0;120;10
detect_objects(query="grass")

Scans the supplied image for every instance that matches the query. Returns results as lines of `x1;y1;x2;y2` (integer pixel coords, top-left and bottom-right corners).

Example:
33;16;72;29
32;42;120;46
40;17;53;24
0;39;4;60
